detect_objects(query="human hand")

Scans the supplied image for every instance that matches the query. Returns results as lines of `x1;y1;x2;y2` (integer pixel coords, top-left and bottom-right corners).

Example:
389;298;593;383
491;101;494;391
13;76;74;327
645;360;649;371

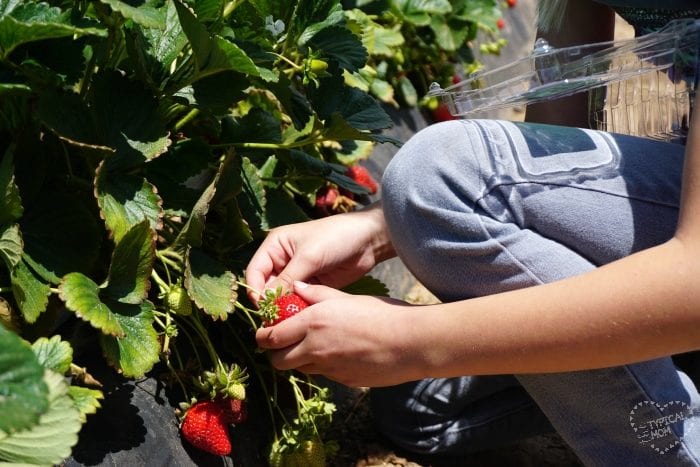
244;202;394;302
255;282;425;387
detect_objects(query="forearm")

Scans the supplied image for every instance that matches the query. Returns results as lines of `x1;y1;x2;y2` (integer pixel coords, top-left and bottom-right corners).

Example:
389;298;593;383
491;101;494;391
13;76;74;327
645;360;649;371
407;238;700;377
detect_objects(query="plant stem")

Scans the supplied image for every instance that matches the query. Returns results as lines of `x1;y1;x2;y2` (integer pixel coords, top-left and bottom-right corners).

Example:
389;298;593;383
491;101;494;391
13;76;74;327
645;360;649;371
222;0;244;19
158;254;182;273
173;108;200;132
211;134;325;150
173;316;203;369
151;270;170;293
225;321;280;434
269;52;301;70
0;286;11;293
190;312;221;369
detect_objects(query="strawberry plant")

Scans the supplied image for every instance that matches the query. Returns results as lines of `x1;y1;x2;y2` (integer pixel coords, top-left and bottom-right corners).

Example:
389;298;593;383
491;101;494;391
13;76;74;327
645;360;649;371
0;0;503;464
342;0;507;108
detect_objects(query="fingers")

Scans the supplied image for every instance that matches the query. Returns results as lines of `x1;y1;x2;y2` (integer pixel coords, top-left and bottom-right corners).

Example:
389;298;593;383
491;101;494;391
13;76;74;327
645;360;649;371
292;282;348;304
255;313;308;350
245;233;319;303
245;239;278;302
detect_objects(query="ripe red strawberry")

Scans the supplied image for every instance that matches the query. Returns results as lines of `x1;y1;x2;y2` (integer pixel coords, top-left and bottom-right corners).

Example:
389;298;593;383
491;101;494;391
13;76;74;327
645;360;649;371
432;103;456;122
345;165;378;195
496;18;505;29
507;0;517;7
181;400;232;456
260;290;309;327
220;398;248;425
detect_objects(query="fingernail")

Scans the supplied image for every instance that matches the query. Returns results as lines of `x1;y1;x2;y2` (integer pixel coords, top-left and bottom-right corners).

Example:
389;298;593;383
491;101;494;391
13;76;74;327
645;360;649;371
293;280;308;289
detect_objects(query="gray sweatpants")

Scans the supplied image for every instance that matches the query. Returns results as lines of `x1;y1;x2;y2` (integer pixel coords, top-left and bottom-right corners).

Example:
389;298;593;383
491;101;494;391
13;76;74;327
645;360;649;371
373;119;700;466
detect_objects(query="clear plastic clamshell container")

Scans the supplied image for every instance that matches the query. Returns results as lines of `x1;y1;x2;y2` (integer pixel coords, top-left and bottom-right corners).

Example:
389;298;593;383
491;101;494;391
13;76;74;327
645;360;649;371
428;19;699;144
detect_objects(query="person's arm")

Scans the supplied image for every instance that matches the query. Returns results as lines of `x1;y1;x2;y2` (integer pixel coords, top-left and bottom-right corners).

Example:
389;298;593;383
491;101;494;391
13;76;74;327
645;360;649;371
257;112;700;387
411;110;700;378
525;0;616;127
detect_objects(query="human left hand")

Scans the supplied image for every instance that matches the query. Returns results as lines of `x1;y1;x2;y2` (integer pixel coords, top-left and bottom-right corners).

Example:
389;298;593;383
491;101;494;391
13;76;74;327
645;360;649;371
255;282;426;387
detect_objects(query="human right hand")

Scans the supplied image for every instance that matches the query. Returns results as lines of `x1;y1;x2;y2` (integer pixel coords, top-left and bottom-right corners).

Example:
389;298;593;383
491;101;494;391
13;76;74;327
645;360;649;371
244;202;395;302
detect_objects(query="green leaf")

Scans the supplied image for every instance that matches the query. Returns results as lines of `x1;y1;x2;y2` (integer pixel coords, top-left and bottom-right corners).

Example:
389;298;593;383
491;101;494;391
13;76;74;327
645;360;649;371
308;26;367;72
287;0;339;41
10;260;50;324
174;0;259;79
342;275;390;296
430;15;470;52
67;386;103;423
143;138;213;215
173;151;238;248
173;70;248;113
90;72;171;166
31;336;73;375
192;0;224;22
334;140;375;165
0;370;81;465
99;300;159;378
37;89;108;153
0;0;22;17
0;325;48;435
324;113;398;145
95;162;163;244
297;2;344;46
310;77;393;131
367;26;404;57
264;188;310;228
20;192;102;285
106;220;155;305
0;224;22;270
398;75;418;106
184;248;237;321
59;272;124;337
220;108;282;144
209;199;253;254
0;1;106;58
238;157;268;232
125;0;187;87
391;0;452;26
100;0;165;29
369;77;395;104
266;75;312;131
0;145;23;227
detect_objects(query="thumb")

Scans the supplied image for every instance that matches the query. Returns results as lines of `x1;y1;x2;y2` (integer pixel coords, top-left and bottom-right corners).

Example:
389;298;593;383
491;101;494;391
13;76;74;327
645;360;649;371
265;256;316;295
293;281;348;305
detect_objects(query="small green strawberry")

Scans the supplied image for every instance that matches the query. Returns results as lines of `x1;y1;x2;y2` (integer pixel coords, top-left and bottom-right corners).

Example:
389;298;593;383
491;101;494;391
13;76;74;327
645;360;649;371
268;438;326;467
166;285;192;316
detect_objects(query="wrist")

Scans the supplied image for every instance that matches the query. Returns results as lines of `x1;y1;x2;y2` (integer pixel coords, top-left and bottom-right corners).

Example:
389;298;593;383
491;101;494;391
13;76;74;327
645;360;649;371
357;201;396;263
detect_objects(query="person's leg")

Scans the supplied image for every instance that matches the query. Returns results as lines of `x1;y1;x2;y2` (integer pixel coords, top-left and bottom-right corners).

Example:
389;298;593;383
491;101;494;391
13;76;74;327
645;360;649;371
369;374;554;455
376;119;700;465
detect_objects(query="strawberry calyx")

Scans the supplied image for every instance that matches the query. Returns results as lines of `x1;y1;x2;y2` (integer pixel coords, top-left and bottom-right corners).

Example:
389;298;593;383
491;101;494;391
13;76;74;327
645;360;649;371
258;287;309;327
194;362;249;401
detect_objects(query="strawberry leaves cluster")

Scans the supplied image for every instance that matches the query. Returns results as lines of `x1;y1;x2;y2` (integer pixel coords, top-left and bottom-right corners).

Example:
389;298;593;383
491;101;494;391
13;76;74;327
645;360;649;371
0;0;499;464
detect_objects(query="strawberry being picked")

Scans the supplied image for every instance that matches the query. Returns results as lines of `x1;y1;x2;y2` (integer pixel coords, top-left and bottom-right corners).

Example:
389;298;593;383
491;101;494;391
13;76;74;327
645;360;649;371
259;287;309;327
180;400;232;456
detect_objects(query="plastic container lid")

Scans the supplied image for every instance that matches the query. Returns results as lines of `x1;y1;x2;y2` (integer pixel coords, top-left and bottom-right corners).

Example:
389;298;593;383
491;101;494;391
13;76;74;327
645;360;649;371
429;19;699;142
